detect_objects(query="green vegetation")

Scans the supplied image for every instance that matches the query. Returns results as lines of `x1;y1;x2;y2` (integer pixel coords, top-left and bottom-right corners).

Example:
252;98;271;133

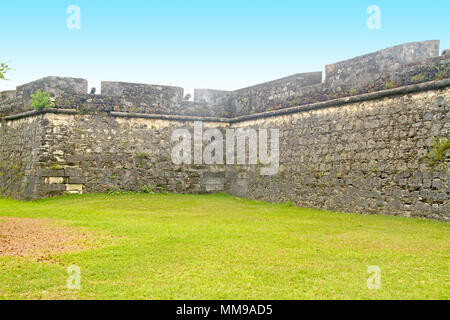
427;137;450;169
411;74;425;83
0;62;12;80
435;65;449;80
49;163;64;170
384;80;397;90
139;186;155;194
136;153;151;160
0;193;448;300
30;90;53;111
349;88;360;96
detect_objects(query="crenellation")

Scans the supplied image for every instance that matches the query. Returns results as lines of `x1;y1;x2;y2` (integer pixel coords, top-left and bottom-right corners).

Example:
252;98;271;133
101;81;184;106
0;90;16;115
194;89;232;109
1;41;448;119
15;76;88;107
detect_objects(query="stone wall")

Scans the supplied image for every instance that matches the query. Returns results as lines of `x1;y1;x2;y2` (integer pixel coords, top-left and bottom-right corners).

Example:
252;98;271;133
1;81;448;220
1;79;227;118
325;40;440;90
0;90;16;115
1;41;447;119
0;115;45;199
1;40;449;221
194;72;323;117
194;89;232;106
0;112;228;199
229;72;323;116
269;53;450;112
194;41;444;117
16;77;88;111
101;81;184;114
1;77;88;116
227;85;449;221
390;55;450;87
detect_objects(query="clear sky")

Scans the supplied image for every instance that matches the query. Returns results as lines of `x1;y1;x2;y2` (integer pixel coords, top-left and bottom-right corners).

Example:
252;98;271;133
1;0;449;96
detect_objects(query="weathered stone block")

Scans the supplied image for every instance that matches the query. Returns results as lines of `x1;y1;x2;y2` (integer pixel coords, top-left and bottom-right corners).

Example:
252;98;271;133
66;184;83;192
69;177;85;184
65;167;82;177
39;184;67;192
39;169;65;177
47;177;65;184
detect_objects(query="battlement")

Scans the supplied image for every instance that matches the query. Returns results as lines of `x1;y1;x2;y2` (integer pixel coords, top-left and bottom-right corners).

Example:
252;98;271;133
324;40;440;89
1;40;448;118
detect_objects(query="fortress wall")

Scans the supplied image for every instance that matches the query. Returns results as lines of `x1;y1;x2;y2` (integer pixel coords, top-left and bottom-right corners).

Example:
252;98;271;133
226;85;449;221
0;112;228;199
325;40;440;91
1;41;446;119
0;41;449;220
16;77;88;110
279;55;450;110
0;90;16;115
389;55;450;86
1;82;448;220
194;89;232;106
0;77;88;116
10;52;444;119
50;93;227;118
194;73;323;117
229;72;323;117
101;81;185;114
0;115;46;199
193;41;444;117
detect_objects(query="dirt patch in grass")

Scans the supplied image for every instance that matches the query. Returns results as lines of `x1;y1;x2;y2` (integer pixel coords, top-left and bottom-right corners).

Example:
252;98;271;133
0;217;98;262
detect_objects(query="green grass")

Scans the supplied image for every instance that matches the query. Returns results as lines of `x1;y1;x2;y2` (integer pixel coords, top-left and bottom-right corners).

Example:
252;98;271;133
0;193;448;300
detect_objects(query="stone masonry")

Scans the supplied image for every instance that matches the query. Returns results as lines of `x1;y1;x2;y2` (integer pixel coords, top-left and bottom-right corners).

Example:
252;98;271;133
0;40;449;221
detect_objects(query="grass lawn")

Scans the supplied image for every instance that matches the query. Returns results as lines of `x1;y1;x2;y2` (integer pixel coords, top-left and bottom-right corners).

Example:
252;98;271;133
0;193;448;300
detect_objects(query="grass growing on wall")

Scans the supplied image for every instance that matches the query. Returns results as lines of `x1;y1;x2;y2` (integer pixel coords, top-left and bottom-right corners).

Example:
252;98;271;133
0;193;448;300
427;137;450;169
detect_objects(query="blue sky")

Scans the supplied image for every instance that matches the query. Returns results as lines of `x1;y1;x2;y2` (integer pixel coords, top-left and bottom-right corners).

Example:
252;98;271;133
1;0;449;95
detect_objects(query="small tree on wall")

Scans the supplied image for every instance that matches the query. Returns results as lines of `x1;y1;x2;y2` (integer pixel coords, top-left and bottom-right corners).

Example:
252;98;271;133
30;90;54;111
0;62;12;80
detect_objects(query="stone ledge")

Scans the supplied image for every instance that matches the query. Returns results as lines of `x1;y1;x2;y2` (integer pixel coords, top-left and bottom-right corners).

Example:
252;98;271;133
3;108;77;121
110;112;228;123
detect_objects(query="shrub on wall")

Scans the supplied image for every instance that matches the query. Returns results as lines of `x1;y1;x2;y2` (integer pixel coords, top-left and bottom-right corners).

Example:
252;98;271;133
427;138;450;169
0;62;12;80
30;90;54;111
435;65;449;80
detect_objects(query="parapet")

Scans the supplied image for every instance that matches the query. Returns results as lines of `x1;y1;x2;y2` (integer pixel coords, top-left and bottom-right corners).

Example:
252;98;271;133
0;90;16;115
193;72;323;116
230;72;323;115
101;81;185;115
194;89;232;106
1;40;448;119
1;76;88;115
16;76;87;107
325;40;440;90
